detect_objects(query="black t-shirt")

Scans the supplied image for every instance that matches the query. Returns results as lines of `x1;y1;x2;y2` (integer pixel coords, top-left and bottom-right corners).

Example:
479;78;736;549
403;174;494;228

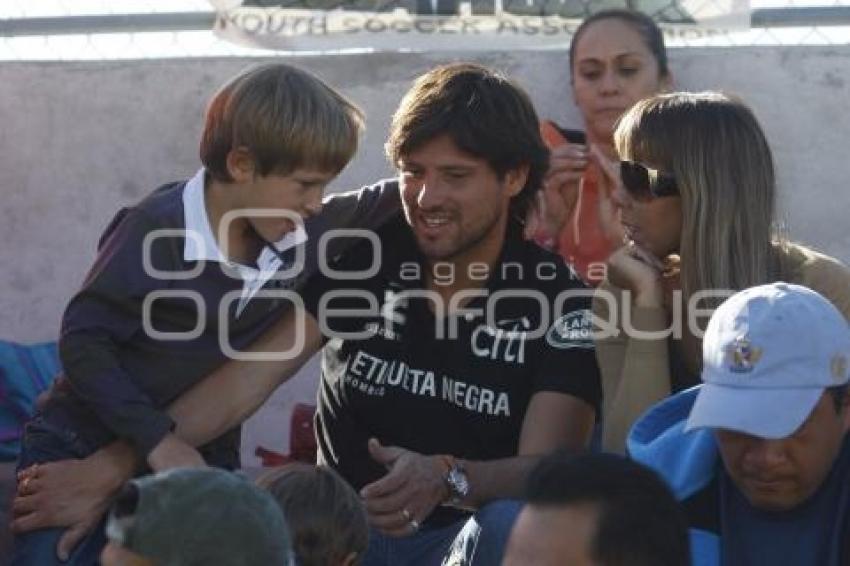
303;211;602;503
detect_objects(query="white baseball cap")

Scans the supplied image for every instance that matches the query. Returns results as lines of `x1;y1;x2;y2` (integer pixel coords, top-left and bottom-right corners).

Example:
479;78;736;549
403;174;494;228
685;282;850;439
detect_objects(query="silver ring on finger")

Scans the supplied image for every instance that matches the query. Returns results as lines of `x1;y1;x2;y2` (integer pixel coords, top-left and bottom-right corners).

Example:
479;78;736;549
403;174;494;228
401;508;412;521
409;519;420;532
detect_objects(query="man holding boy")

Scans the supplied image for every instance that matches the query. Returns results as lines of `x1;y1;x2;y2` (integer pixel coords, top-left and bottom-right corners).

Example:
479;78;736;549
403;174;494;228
11;62;393;564
15;63;600;565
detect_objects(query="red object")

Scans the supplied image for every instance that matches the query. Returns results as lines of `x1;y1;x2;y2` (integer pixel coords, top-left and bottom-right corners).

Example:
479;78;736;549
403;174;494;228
255;403;318;467
558;167;618;286
539;120;618;286
540;120;568;148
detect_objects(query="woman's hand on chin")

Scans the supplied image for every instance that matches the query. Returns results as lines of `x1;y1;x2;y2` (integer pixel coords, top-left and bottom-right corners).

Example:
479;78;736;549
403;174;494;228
607;241;665;308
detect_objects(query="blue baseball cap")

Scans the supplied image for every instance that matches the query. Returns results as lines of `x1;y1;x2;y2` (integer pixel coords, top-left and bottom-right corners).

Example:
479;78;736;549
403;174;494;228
685;282;850;439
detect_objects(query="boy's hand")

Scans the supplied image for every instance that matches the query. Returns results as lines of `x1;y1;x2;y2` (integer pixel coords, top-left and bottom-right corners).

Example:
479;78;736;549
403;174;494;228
146;434;206;472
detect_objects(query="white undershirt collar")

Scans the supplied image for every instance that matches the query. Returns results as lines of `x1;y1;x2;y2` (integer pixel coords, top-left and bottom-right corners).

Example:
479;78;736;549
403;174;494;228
181;168;307;315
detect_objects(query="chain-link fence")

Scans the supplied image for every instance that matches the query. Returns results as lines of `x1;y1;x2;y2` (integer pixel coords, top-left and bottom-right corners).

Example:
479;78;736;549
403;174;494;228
1;0;850;59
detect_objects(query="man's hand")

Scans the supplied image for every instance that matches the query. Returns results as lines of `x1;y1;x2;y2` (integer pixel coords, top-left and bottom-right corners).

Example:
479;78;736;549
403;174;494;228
146;433;206;472
11;448;131;561
360;438;449;538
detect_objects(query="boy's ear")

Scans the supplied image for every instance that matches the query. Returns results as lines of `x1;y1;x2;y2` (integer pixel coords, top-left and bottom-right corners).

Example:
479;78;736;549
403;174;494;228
225;147;256;183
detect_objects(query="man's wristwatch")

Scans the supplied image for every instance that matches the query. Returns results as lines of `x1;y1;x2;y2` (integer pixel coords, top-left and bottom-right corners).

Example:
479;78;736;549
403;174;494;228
441;455;470;506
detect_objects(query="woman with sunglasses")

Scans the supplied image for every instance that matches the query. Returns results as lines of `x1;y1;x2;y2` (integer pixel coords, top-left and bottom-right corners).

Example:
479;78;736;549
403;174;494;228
530;9;671;286
594;91;850;453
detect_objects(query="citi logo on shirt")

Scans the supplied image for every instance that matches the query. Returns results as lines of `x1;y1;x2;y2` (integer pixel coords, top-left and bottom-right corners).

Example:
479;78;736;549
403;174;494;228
471;317;530;364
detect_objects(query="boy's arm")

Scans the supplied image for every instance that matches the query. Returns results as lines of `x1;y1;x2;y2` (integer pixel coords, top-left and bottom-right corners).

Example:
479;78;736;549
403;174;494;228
14;187;367;536
170;306;323;447
59;207;179;461
61;182;380;461
12;306;323;542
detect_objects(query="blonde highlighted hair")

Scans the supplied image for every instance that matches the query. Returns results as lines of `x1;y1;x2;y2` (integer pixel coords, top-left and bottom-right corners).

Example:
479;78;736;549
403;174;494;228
200;63;364;182
615;91;783;308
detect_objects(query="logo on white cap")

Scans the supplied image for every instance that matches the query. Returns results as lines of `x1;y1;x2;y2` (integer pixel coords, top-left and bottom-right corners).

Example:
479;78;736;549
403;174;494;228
725;336;762;374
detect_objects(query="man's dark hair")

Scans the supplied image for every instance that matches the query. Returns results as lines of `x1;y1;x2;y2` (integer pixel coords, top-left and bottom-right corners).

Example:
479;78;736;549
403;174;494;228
385;62;549;222
525;452;691;566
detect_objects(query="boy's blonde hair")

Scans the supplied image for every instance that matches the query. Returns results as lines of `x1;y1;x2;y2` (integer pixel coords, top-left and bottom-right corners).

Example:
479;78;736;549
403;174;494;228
200;63;364;182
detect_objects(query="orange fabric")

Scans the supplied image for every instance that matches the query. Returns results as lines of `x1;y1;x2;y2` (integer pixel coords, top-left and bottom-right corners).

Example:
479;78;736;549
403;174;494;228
535;120;619;286
558;165;619;286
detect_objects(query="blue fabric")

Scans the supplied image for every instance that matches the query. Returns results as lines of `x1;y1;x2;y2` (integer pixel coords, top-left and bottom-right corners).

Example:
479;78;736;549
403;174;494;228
718;437;850;566
627;386;718;500
361;500;522;566
0;340;60;461
628;386;721;566
363;521;463;566
629;387;850;566
689;530;721;566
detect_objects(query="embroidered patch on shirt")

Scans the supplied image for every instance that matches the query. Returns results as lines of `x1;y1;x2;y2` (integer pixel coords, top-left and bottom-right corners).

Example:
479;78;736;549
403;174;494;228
546;309;594;350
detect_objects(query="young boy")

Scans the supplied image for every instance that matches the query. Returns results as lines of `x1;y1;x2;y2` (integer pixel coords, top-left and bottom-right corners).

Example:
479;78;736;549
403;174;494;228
257;463;368;566
12;63;366;565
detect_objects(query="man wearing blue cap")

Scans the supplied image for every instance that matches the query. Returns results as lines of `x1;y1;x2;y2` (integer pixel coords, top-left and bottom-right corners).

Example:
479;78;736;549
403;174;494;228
628;282;850;566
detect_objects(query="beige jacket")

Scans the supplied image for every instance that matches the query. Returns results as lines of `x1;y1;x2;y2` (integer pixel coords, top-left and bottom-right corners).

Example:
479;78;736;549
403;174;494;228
594;243;850;454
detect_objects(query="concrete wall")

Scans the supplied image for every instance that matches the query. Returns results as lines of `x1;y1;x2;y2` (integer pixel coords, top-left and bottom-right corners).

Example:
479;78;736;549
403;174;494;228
1;48;848;462
2;47;849;344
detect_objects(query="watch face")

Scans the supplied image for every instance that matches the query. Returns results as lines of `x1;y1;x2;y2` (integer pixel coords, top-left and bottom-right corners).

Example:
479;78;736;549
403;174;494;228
448;468;470;497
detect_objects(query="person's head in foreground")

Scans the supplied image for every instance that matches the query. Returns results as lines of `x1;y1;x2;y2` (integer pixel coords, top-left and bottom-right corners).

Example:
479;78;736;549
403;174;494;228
101;467;292;566
685;282;850;512
502;451;690;566
613;91;778;300
257;463;369;566
385;62;549;262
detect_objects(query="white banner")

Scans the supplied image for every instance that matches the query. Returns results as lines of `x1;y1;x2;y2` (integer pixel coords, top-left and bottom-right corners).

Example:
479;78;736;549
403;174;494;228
211;1;751;52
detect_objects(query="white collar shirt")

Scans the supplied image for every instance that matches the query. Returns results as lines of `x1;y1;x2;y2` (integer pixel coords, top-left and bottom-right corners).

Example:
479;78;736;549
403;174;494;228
181;168;306;316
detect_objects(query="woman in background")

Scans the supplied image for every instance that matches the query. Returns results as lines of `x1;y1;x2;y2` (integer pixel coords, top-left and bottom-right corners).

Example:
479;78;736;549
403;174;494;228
530;9;671;286
594;91;850;453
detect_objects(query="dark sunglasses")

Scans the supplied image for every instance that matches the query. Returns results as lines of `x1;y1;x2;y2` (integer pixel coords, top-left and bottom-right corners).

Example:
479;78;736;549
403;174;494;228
620;161;679;201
